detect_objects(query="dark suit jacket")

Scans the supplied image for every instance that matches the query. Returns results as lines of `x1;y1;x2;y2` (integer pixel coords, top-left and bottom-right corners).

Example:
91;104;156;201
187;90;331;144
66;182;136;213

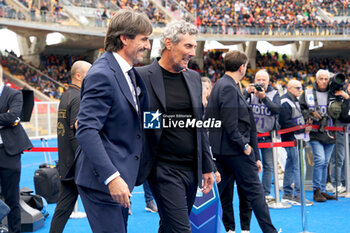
205;74;260;159
0;86;32;159
135;59;213;186
74;52;149;194
57;84;80;180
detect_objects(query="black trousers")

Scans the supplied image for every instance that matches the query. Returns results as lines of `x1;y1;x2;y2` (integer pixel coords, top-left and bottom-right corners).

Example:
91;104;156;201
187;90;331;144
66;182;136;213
148;164;197;233
49;179;79;233
215;153;277;233
0;148;21;233
220;173;252;232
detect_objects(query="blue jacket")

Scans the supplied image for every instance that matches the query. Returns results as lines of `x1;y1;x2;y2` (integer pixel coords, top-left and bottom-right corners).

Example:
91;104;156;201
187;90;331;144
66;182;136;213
74;52;149;194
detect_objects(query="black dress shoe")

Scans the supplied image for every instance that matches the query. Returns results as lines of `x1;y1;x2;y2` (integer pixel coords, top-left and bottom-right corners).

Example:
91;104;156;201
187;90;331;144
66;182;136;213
321;192;337;200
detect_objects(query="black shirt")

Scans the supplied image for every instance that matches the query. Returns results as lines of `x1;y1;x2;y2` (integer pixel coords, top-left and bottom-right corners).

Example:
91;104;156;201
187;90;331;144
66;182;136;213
157;67;196;170
57;84;80;179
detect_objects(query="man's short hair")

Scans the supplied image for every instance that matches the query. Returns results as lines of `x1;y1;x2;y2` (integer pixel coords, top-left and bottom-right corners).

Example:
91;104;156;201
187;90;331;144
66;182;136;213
316;69;330;80
159;20;198;55
255;69;269;81
104;9;152;52
224;50;248;72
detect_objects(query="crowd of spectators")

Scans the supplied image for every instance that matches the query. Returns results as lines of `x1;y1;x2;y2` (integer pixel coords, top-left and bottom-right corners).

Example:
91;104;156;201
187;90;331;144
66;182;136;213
315;0;350;17
0;51;84;100
199;50;350;93
0;0;26;20
3;0;350;35
169;0;350;35
121;0;167;27
3;48;350;102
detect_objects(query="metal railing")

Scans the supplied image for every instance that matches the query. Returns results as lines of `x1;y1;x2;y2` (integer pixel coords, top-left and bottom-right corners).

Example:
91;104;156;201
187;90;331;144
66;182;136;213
23;101;59;139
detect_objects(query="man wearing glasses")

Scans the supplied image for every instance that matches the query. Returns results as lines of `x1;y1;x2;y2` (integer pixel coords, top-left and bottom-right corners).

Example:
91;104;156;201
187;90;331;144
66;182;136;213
279;80;314;206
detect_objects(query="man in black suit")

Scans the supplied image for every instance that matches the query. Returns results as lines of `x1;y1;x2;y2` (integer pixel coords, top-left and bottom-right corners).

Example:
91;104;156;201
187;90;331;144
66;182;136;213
205;50;277;233
136;20;214;233
0;65;33;233
49;60;91;233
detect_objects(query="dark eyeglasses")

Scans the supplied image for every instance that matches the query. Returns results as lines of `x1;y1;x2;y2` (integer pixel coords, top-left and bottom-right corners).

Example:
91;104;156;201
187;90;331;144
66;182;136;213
294;87;302;90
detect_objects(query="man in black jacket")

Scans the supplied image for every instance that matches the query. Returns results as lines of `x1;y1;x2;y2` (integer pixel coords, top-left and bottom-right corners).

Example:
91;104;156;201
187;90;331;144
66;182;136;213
0;65;33;233
50;61;91;233
136;20;214;233
205;50;277;233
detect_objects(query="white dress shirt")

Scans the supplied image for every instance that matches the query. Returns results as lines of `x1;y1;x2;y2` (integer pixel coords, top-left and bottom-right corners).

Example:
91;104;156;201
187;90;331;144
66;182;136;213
104;52;139;185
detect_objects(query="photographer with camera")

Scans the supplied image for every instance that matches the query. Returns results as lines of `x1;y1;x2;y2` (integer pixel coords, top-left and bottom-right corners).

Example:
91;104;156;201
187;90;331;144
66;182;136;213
300;69;348;202
328;81;350;194
245;69;281;202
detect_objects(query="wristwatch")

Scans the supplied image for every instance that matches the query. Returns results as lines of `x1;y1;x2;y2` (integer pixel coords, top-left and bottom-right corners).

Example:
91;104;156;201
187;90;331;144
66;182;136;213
244;144;249;151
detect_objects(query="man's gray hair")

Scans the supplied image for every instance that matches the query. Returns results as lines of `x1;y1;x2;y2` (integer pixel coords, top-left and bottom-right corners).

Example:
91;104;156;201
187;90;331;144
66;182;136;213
316;69;330;80
255;69;270;81
159;20;198;55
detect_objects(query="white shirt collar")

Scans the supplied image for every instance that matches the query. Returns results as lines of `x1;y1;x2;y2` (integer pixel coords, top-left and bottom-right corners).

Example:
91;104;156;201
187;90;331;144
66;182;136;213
112;52;132;74
0;82;4;96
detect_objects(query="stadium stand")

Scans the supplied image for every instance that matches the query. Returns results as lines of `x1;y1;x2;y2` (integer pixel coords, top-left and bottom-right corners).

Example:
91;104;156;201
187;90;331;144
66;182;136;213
0;50;67;100
198;50;350;91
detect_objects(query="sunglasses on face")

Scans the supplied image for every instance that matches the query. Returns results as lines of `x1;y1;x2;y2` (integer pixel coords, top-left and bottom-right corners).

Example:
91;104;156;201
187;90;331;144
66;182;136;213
294;86;302;90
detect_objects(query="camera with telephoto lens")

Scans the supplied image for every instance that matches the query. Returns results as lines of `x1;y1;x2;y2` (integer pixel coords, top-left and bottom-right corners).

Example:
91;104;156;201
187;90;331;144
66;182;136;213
254;83;265;92
329;73;346;97
328;73;346;119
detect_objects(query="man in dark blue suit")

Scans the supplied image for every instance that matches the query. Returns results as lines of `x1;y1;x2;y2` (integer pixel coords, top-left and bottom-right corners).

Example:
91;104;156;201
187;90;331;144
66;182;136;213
74;9;152;233
205;50;277;233
0;65;33;233
136;20;214;233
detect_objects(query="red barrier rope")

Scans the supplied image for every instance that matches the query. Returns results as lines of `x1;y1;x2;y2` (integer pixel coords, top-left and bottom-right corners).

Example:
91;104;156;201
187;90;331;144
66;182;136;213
25;125;344;152
25;147;58;152
312;125;345;132
258;141;295;148
257;124;346;138
257;132;270;137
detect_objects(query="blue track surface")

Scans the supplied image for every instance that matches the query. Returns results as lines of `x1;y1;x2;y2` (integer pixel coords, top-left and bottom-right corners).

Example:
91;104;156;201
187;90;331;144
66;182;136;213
19;139;350;233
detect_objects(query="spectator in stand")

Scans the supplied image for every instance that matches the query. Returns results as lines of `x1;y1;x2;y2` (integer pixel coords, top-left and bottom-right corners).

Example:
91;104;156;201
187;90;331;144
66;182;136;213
101;8;108;27
30;5;36;21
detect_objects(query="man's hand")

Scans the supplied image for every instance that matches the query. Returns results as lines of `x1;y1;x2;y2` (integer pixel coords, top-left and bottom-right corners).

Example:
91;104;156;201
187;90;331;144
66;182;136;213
335;90;350;100
244;145;252;156
256;160;263;173
255;89;266;100
214;171;221;184
108;176;132;208
202;172;214;194
311;111;323;120
247;84;256;94
305;118;312;133
305;126;313;133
